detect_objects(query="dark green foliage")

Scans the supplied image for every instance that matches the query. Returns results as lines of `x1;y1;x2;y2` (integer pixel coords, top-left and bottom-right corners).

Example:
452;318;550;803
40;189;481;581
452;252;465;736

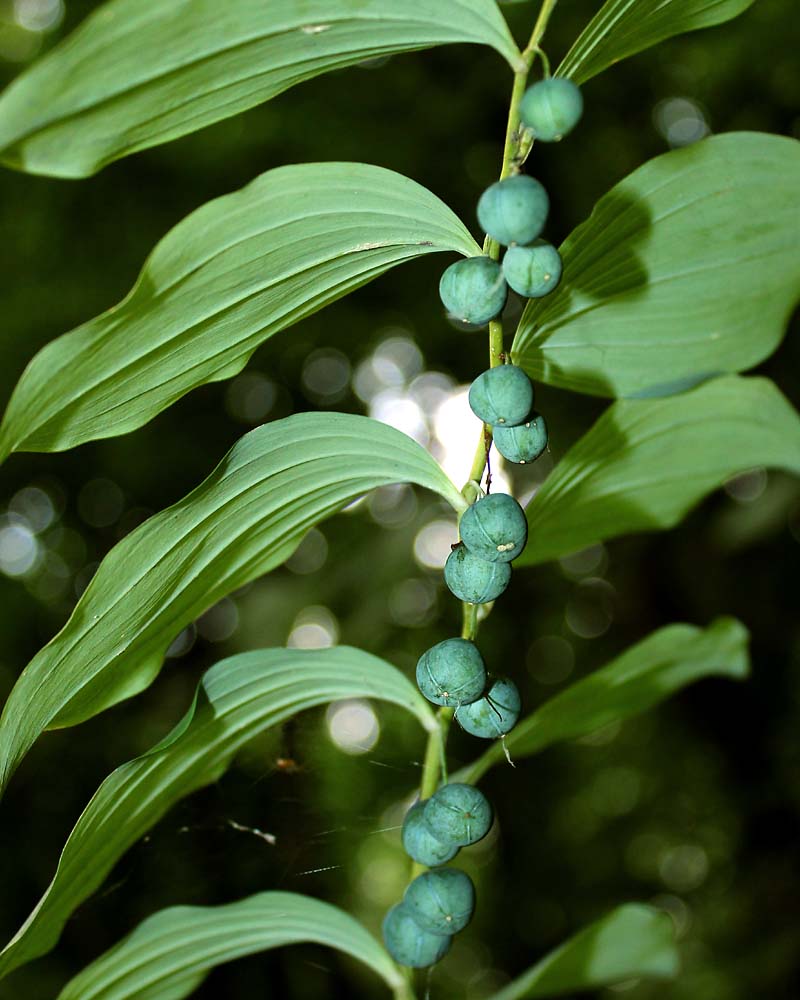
382;903;452;968
444;544;511;604
456;677;522;738
468;364;534;426
423;783;493;847
477;174;549;246
438;256;508;325
403;867;476;935
503;240;563;298
493;412;548;464
416;637;487;707
459;493;528;563
402;801;460;866
519;77;584;142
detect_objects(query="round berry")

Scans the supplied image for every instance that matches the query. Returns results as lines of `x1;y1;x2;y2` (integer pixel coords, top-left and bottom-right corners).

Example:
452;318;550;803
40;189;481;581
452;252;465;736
402;800;460;866
468;365;534;427
503;241;562;299
404;867;476;935
382;903;452;968
456;678;521;739
439;256;508;326
460;493;528;563
424;783;493;847
444;544;511;604
477;175;549;247
416;638;486;708
493;412;548;464
519;77;584;142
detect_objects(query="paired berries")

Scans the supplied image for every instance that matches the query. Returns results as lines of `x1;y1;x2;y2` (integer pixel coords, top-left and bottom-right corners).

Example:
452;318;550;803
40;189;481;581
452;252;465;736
416;638;486;707
402;800;460;867
439;256;508;326
437;76;582;325
519;77;584;142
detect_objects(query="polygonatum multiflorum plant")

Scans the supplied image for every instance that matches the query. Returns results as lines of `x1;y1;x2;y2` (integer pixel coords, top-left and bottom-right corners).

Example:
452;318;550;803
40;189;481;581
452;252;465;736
0;1;799;998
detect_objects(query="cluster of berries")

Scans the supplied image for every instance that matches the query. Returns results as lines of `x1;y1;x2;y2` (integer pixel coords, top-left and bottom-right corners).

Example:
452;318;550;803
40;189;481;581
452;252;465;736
382;77;583;972
439;77;582;322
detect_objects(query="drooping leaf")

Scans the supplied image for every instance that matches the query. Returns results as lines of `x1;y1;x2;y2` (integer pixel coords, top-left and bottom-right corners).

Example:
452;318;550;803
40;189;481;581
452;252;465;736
56;892;401;1000
461;617;748;783
487;904;678;1000
518;376;800;567
0;162;479;461
0;0;520;178
0;413;463;797
512;133;800;399
0;646;432;979
558;0;755;84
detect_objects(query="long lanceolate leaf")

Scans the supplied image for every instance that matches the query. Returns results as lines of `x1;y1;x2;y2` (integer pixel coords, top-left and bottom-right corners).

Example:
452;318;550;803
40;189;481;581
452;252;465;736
0;413;463;798
57;892;402;1000
0;0;520;178
512;134;800;399
461;617;749;783
0;647;432;980
487;904;678;1000
558;0;755;84
0;163;479;461
519;376;800;568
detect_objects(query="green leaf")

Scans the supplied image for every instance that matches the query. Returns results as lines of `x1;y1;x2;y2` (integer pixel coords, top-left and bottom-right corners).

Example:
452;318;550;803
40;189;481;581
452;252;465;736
0;0;520;178
0;646;431;980
486;904;678;1000
56;891;401;1000
461;617;748;783
0;162;479;460
519;376;800;568
558;0;755;84
0;413;462;797
512;133;800;399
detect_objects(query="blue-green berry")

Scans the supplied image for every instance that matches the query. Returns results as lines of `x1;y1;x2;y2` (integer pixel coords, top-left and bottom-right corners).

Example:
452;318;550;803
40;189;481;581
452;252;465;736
382;903;452;968
444;544;511;604
402;800;460;866
439;256;508;326
423;783;493;847
519;77;584;142
456;678;521;739
503;241;562;299
460;493;528;564
493;412;548;464
416;638;486;707
404;867;475;935
477;175;549;247
468;365;534;427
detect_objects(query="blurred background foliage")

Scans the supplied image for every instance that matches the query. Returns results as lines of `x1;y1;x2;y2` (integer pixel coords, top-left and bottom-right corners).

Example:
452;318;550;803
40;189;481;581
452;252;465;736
0;0;799;997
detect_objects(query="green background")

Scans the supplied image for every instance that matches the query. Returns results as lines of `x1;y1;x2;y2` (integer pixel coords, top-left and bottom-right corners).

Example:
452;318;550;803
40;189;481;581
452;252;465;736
0;0;798;997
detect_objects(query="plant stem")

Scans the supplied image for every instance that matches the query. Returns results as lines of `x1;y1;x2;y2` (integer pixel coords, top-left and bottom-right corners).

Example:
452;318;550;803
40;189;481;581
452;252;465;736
462;0;559;503
407;0;561;896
